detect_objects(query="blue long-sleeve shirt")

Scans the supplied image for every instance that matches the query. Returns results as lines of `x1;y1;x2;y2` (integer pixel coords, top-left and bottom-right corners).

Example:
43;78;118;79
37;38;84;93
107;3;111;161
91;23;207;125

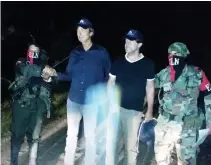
57;44;111;104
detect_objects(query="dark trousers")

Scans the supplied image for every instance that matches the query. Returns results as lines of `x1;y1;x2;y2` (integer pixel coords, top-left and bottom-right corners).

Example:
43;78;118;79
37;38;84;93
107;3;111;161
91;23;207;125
10;98;46;165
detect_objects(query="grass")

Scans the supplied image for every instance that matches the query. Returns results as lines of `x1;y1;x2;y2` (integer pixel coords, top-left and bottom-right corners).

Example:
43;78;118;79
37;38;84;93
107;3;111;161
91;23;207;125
51;92;68;118
1;90;160;138
1;100;13;137
1;92;68;138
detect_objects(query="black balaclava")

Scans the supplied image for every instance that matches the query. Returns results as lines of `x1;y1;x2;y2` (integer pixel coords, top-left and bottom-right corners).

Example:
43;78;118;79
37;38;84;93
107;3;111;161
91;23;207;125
26;45;41;65
168;55;186;82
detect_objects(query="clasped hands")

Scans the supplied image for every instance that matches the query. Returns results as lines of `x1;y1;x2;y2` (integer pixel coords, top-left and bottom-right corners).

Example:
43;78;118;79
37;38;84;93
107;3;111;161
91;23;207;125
41;65;57;80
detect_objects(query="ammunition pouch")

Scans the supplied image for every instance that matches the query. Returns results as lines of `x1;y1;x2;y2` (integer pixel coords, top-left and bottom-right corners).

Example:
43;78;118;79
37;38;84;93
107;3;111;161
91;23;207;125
161;111;184;122
160;111;202;130
39;80;52;111
183;116;200;130
10;86;27;101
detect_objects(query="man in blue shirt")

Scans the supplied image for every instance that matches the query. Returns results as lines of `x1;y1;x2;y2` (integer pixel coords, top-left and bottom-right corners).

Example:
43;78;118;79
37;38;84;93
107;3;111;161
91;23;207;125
44;18;111;165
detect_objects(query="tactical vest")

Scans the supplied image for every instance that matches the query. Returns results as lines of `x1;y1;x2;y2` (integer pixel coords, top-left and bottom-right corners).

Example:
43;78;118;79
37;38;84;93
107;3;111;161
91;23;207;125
39;80;52;111
158;66;205;129
9;63;51;110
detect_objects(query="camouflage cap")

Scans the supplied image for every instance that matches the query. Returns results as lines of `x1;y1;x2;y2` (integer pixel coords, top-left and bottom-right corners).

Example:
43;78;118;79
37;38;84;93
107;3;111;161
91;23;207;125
168;42;190;57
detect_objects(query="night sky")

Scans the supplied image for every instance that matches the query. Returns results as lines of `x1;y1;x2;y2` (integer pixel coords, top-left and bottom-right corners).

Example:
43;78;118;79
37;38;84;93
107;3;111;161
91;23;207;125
1;1;211;99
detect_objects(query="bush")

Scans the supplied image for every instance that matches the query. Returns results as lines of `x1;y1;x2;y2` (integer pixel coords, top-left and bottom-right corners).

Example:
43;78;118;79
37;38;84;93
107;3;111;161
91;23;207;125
1;92;68;138
1;100;13;137
51;92;68;118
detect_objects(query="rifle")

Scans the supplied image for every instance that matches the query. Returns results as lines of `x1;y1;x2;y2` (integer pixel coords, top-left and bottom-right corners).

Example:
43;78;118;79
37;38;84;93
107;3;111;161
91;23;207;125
1;77;12;84
9;55;70;101
6;29;70;99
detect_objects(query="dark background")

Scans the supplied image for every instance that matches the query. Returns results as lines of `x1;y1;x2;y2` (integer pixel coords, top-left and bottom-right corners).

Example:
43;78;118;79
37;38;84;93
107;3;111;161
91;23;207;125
1;1;211;100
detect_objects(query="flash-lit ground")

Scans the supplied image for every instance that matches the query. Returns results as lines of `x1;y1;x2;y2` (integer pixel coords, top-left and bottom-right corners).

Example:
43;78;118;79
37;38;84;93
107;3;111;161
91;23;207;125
1;116;211;165
1;117;156;165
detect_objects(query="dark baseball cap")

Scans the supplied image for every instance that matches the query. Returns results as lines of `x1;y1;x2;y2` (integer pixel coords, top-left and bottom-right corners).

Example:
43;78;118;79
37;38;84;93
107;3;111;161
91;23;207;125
125;29;143;42
77;18;93;29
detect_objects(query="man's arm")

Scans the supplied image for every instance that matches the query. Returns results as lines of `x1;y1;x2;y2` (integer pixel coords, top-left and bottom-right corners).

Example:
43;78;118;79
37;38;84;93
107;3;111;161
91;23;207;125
204;92;211;134
107;74;121;113
43;53;73;81
145;79;155;121
103;49;111;82
107;58;118;88
144;61;156;121
198;69;211;134
107;74;116;89
154;69;166;89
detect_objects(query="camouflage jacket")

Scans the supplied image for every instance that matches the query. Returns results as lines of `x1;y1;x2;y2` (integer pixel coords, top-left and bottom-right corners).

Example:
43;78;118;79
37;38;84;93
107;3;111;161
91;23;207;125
155;65;211;125
9;62;52;111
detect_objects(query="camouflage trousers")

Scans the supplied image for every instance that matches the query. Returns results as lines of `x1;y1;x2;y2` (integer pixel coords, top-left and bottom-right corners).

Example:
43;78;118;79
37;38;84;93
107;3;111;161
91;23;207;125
154;115;197;165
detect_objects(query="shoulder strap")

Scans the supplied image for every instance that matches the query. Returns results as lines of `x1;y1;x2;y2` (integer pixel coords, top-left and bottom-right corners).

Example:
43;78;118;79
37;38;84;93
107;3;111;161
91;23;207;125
186;65;195;76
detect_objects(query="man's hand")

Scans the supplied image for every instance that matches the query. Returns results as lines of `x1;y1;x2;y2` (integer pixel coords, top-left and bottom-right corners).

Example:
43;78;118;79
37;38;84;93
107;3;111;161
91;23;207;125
144;110;153;121
47;110;50;118
42;65;57;77
41;72;51;80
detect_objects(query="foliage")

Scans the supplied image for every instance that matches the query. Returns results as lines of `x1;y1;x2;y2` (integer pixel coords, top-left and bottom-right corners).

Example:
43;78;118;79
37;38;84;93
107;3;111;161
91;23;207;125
1;92;68;138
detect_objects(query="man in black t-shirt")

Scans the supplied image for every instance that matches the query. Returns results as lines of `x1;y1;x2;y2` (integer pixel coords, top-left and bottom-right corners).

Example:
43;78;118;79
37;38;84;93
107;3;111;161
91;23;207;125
106;29;155;165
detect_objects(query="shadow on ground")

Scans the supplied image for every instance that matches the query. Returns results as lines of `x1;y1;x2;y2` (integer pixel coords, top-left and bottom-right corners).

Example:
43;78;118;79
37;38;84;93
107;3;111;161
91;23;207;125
17;118;157;165
16;118;210;165
18;127;67;165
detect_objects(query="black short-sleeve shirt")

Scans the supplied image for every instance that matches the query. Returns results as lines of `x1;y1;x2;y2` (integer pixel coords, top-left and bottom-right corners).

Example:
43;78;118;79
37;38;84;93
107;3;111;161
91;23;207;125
110;55;155;111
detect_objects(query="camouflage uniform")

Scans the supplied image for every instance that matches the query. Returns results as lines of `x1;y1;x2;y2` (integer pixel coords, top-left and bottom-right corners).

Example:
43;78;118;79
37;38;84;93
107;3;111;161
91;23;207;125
9;60;52;165
154;42;211;165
